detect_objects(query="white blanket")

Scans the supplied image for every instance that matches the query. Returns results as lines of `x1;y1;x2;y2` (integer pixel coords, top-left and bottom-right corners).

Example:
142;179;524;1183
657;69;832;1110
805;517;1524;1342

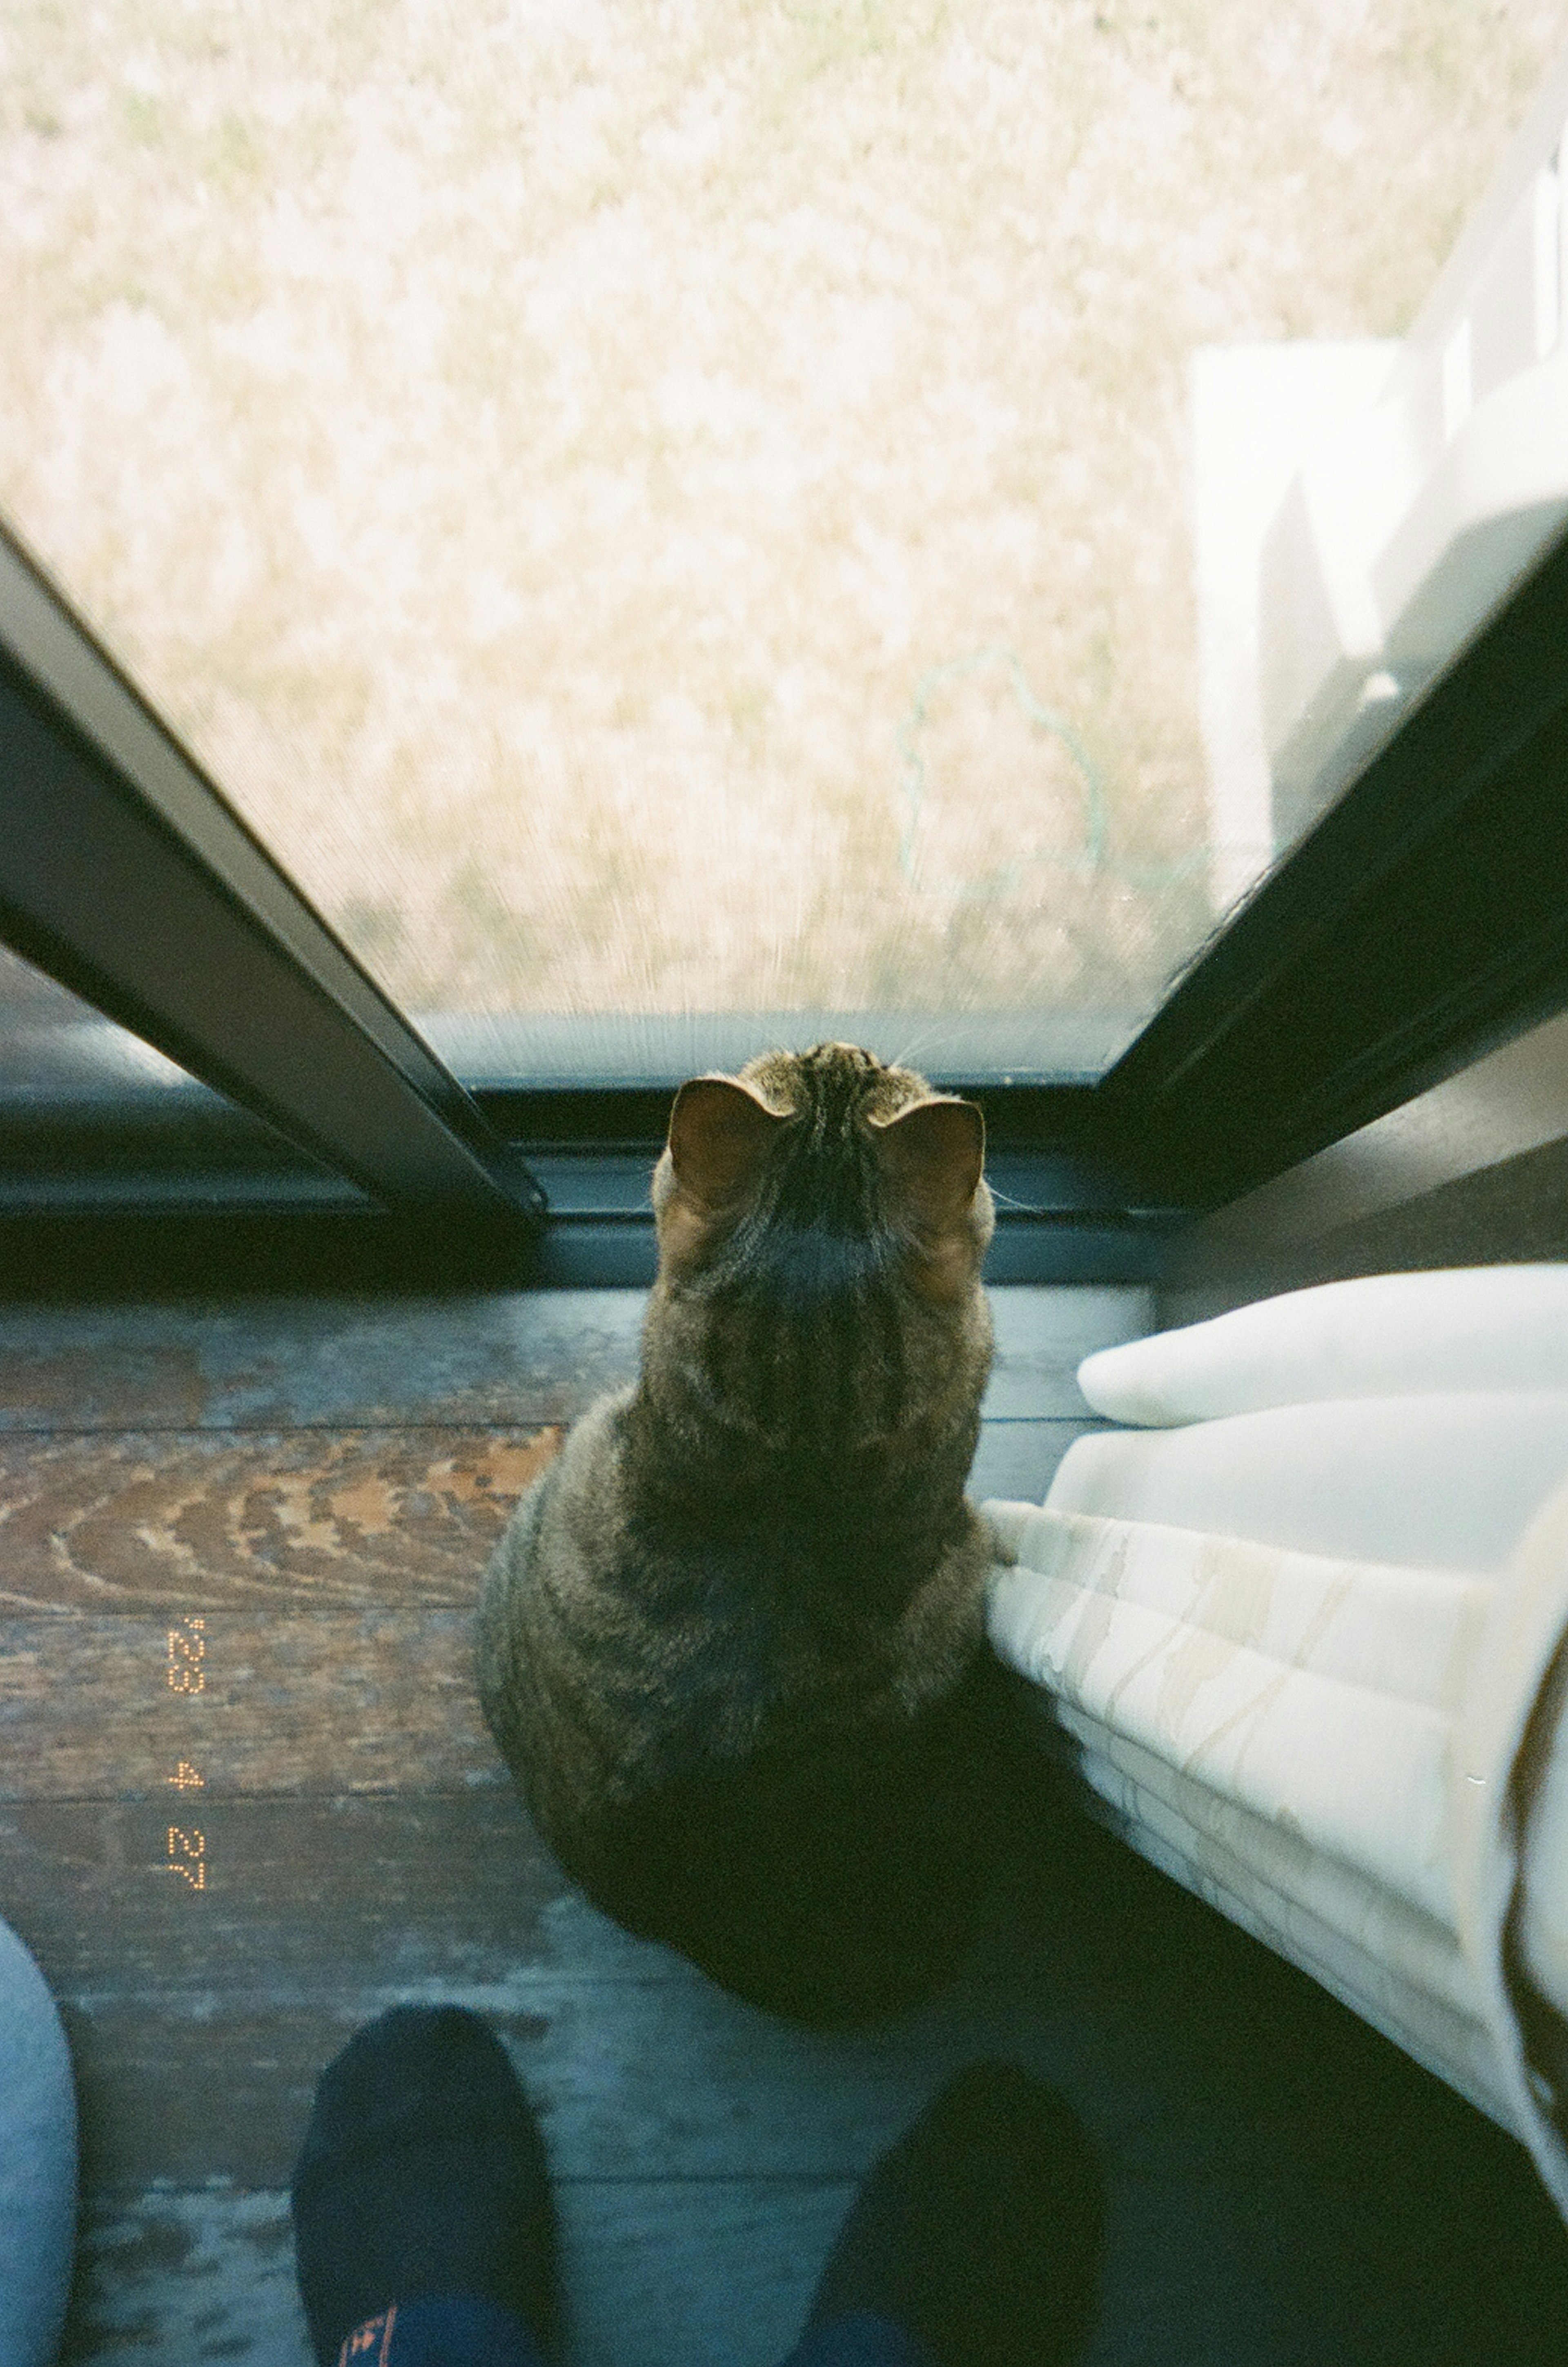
984;1266;1568;2221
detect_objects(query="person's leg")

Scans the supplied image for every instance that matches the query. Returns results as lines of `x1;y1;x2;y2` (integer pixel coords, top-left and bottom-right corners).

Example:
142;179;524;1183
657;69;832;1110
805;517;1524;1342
0;1916;77;2367
291;2007;558;2367
777;2062;1103;2367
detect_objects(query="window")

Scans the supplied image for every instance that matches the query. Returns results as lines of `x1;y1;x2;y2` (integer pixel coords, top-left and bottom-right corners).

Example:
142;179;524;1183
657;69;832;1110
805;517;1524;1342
0;941;352;1208
4;7;1568;1275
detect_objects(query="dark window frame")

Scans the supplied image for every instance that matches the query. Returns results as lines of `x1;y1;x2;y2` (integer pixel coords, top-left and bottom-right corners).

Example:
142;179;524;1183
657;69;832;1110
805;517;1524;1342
0;526;543;1236
3;513;1568;1295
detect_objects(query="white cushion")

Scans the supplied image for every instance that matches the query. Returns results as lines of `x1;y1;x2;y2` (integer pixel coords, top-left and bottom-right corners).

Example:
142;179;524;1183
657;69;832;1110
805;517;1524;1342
1045;1391;1568;1572
1078;1266;1568;1427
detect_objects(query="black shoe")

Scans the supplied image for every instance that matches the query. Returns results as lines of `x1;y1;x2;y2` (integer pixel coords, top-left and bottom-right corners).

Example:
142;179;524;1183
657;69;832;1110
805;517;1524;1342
806;2060;1102;2367
290;2005;558;2367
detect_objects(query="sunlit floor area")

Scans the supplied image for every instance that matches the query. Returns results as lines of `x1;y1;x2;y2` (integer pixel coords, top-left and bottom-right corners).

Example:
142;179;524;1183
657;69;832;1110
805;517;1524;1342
1;1283;1565;2366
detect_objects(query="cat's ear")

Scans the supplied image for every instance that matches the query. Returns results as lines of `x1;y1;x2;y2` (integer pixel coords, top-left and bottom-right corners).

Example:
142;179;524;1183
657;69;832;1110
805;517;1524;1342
871;1096;984;1230
668;1076;786;1209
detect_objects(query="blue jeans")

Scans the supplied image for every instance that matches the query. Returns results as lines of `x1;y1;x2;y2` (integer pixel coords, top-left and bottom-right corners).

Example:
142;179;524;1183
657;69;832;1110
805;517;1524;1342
337;2294;931;2367
0;1917;77;2367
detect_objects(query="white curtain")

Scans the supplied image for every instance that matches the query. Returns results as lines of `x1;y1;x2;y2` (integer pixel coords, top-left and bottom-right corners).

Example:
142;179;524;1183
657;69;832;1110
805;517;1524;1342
984;1266;1568;2220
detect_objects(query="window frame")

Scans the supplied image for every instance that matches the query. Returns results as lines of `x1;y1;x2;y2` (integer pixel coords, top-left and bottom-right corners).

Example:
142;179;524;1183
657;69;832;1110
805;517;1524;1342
0;525;543;1237
3;513;1568;1294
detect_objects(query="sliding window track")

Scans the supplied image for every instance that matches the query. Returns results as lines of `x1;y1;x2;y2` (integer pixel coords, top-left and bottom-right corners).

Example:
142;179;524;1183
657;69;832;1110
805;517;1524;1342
6;504;1568;1294
0;524;544;1240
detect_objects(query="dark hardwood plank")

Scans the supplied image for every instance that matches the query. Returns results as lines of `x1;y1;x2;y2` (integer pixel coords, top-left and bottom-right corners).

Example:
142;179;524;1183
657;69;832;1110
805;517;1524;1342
9;1794;993;2195
52;1945;1568;2364
9;1275;1564;2367
0;1614;516;1799
0;1426;559;1611
64;2134;1568;2367
67;2186;313;2367
11;1796;1558;2186
0;1285;1150;1433
0;1796;573;1997
0;1291;645;1431
550;2181;853;2367
66;2180;855;2367
0;1415;1077;1626
15;1795;1568;2366
54;1990;946;2191
0;1798;1289;2194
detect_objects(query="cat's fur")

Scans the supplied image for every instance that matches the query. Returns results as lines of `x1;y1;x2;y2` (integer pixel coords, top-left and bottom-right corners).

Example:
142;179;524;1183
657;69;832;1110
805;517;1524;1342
475;1041;1015;2022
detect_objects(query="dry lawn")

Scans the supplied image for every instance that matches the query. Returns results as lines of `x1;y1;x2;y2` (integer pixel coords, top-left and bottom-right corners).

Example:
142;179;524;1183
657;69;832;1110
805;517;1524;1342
0;0;1564;1060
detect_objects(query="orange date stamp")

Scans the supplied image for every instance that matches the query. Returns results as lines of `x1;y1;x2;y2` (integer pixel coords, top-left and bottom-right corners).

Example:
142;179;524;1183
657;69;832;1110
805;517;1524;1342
156;1617;209;1890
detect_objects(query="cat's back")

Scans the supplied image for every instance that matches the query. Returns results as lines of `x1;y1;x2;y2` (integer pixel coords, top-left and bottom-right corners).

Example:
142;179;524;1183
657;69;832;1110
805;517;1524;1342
479;1375;988;1780
481;1386;632;1627
473;1041;1013;2018
474;1386;644;1825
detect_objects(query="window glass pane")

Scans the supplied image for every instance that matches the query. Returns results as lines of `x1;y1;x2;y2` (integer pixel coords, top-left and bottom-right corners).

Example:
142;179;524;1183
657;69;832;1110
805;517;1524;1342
0;942;191;1106
1;6;1563;1083
0;943;358;1204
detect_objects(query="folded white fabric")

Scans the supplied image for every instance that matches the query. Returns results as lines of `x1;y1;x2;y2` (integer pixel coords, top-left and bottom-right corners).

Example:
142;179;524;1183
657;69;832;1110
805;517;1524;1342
1047;1392;1568;1570
1078;1264;1568;1427
985;1266;1568;2223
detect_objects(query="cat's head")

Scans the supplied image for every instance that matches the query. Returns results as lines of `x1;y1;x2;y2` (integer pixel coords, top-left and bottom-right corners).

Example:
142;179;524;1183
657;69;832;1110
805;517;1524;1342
650;1041;993;1306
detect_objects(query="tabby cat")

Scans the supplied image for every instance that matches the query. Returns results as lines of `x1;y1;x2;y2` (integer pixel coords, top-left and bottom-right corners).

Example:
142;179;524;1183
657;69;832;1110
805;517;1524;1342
475;1041;1017;2022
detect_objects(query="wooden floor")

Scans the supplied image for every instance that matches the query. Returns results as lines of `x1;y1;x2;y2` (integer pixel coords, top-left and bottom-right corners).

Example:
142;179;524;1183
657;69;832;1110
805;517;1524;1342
2;1282;1567;2367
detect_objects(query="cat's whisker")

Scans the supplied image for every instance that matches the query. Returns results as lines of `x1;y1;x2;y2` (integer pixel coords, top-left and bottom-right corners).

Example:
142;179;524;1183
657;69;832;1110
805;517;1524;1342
889;1023;940;1074
894;1015;974;1081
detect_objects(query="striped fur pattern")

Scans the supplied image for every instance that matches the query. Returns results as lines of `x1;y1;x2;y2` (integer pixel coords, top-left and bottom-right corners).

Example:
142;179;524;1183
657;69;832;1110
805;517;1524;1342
475;1043;1009;2022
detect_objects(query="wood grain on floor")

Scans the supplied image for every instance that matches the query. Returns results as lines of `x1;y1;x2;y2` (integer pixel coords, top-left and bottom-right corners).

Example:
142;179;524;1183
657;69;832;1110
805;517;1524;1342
0;1428;564;1612
2;1283;1566;2367
0;1284;1149;1432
